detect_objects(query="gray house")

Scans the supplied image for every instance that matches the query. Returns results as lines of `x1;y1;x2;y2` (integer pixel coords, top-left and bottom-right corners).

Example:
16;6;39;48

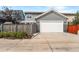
21;10;68;33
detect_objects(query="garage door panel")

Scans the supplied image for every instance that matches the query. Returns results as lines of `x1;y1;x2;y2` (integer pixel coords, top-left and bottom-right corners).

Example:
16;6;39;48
40;20;63;32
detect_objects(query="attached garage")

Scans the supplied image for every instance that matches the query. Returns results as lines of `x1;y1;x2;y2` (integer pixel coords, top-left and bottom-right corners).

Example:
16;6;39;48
40;20;63;32
35;10;67;32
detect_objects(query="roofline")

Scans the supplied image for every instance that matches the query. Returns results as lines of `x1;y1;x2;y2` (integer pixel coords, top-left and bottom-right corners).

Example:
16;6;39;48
24;11;75;15
0;10;75;15
62;13;75;15
24;11;44;14
35;10;68;20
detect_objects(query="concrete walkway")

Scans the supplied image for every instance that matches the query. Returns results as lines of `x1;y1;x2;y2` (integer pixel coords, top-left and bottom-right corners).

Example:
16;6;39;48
0;32;79;52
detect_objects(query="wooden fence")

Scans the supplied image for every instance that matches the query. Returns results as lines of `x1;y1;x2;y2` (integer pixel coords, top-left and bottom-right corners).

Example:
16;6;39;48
0;23;37;35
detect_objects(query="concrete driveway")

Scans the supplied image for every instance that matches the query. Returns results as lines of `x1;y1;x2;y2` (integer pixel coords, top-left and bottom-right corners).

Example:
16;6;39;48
0;32;79;52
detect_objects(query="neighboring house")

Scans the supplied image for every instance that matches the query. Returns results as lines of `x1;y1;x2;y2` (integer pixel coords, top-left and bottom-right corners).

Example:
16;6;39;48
21;12;44;23
62;13;75;22
11;10;25;21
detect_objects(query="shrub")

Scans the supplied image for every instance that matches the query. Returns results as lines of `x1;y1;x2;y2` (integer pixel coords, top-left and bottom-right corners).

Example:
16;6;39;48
10;32;16;37
72;20;78;25
15;32;24;39
9;32;16;39
68;22;73;25
27;35;32;39
2;32;9;38
68;20;78;26
0;32;3;38
0;32;32;39
15;32;30;39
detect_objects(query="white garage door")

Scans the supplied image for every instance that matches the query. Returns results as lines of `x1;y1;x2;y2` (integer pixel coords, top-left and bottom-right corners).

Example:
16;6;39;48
40;20;64;32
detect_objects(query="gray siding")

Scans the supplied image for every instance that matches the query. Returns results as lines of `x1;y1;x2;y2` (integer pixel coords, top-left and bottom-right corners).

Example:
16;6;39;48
37;12;66;20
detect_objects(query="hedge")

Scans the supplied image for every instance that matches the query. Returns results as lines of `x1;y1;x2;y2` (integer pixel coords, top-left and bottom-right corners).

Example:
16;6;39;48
0;32;32;39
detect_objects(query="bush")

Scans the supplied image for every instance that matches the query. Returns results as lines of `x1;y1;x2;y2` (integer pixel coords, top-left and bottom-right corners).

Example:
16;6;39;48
68;20;78;26
15;32;24;39
72;20;78;25
0;32;3;38
9;32;16;37
0;32;32;39
27;35;32;39
2;32;9;38
68;22;73;25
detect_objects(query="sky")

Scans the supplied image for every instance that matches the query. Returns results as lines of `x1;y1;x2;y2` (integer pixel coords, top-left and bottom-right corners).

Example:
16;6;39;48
0;6;79;13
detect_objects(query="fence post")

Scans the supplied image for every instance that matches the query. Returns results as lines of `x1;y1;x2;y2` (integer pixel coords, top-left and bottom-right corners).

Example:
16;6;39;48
1;24;3;32
16;24;18;32
30;23;33;35
67;22;69;32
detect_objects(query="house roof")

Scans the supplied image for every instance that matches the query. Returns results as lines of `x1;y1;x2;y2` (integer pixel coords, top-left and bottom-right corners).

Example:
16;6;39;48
24;11;75;15
35;10;68;20
62;13;75;16
24;11;44;14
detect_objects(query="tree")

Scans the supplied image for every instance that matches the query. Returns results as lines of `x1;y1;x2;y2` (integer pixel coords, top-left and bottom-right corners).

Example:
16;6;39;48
74;11;79;25
0;7;25;24
2;7;12;22
1;7;18;24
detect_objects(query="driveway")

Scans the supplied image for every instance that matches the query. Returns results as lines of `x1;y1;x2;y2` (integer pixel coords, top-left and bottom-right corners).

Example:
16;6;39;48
33;32;79;51
0;32;79;52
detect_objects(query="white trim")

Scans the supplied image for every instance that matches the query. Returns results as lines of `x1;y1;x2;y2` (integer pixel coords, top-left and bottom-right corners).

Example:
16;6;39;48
35;10;68;20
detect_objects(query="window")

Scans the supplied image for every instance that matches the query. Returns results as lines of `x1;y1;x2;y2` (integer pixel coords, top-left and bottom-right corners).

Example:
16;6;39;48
27;14;32;18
